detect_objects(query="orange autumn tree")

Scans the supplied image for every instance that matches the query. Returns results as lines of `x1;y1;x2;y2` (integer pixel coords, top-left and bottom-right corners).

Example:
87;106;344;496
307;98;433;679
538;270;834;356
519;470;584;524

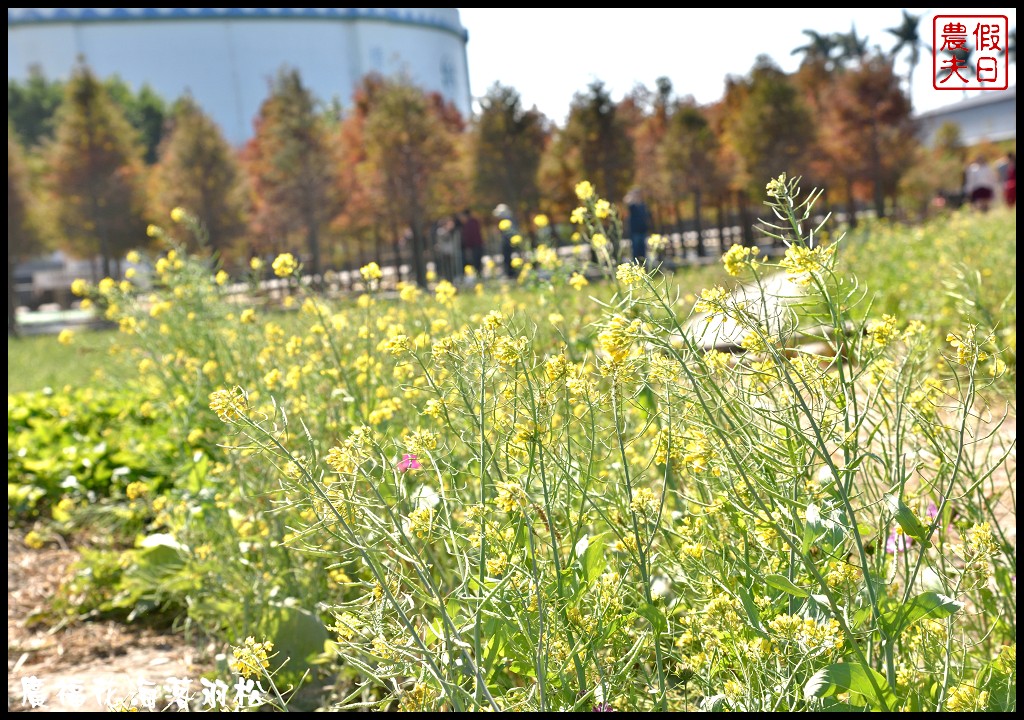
819;52;916;220
148;94;249;259
331;76;383;269
627;77;674;226
354;74;462;287
243;67;342;279
658;97;724;250
43;62;147;278
724;56;816;244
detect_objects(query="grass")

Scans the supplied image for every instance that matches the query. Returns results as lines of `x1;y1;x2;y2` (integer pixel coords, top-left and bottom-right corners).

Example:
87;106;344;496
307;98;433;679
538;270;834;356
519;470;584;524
7;327;125;394
6;261;731;396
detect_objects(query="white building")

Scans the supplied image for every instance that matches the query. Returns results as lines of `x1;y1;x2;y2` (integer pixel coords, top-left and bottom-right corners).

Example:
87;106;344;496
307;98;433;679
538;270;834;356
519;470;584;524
8;7;472;145
915;85;1016;147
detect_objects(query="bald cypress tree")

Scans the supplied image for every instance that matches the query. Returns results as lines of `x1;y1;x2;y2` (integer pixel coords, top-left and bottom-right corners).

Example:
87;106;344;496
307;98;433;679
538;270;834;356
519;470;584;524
9;125;40;335
472;83;546;219
243;68;340;280
561;80;635;207
149;95;248;258
43;62;147;278
729;56;815;197
359;76;459;288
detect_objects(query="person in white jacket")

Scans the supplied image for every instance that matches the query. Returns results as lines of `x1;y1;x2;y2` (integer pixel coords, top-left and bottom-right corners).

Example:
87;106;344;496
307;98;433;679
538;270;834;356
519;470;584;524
963;156;999;212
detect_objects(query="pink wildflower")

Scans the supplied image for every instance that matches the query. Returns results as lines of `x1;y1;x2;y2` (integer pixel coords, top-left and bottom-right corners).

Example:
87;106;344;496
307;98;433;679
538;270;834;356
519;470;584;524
397;454;421;472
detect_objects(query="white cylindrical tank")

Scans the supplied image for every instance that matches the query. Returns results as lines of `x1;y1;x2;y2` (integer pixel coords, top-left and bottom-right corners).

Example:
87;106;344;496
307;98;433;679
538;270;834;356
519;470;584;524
8;8;472;145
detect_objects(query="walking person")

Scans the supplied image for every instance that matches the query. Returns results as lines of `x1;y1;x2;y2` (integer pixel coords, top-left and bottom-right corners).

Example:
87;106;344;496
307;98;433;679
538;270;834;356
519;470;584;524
1003;151;1016;208
963;155;998;213
626;189;652;265
434;214;462;282
460;208;484;280
493;204;518;279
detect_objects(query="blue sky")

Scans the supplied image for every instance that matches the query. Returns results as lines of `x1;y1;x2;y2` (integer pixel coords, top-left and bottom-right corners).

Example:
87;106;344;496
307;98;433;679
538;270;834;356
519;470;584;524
460;7;1017;124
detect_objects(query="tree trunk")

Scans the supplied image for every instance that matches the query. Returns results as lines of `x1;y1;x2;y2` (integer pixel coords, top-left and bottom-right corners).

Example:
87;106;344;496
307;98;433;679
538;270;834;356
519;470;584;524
871;122;885;220
715;200;726;253
411;227;427;288
306;215;321;289
693;188;705;257
738;190;754;247
669;200;682;259
847;178;859;228
8;253;18;337
92;193;112;279
99;228;112;279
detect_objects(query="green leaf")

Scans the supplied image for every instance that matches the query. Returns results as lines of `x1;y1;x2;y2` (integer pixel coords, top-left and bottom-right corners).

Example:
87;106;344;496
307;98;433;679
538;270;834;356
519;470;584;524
636;602;667;633
185;452;209;494
881;591;962;638
765;574;809;597
851;606;874;630
581;533;607;584
261;602;330;688
483;628;507;682
804;662;898;711
736;586;768;638
802;503;821;555
855;523;875;540
886;495;931;546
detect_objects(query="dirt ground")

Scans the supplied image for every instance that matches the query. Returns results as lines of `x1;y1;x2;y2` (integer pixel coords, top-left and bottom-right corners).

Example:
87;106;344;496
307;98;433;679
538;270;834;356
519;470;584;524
7;529;214;712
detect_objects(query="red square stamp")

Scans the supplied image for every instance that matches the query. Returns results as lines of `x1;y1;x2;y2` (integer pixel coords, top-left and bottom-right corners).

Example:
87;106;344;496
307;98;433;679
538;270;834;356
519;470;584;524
933;14;1009;90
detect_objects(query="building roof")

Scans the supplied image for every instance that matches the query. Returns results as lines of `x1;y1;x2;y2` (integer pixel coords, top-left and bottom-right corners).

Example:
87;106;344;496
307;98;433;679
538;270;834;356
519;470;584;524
8;8;468;40
914;86;1016;146
915;85;1017;120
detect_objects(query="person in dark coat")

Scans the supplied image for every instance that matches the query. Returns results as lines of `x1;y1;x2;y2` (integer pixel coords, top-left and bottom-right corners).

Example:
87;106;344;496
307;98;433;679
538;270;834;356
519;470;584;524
460;208;484;277
626;189;652;265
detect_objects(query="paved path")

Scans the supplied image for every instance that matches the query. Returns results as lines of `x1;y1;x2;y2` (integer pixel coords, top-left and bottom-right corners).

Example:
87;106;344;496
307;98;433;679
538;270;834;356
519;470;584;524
682;271;809;351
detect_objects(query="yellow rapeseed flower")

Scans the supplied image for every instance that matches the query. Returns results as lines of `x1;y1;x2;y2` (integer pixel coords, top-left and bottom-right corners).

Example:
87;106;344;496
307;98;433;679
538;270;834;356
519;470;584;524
721;243;759;277
435;280;457;304
360;262;383;282
230;637;273;680
272;253;298;278
946;684;988;712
